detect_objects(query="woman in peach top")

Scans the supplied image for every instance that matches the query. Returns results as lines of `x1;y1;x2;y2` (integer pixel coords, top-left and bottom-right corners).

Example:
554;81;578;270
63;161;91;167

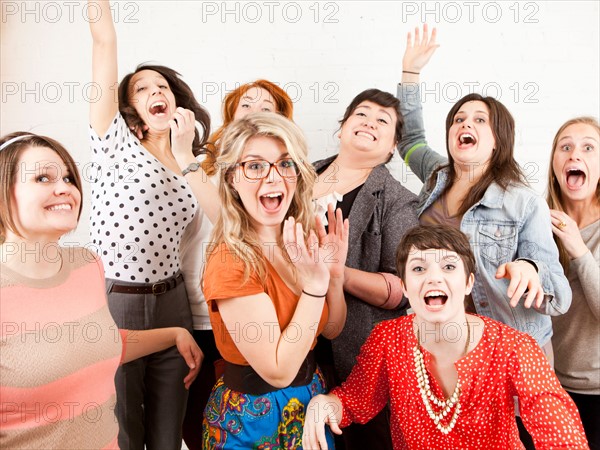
0;132;202;450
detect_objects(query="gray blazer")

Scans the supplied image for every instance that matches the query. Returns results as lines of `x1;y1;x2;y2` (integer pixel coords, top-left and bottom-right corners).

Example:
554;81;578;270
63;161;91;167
313;156;419;380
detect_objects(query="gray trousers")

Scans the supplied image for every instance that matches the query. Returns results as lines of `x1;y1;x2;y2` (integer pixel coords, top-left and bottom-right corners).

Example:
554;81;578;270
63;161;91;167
106;275;193;450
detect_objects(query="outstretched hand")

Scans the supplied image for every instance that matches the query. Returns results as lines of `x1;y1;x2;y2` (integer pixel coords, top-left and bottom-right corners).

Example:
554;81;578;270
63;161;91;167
496;260;544;309
403;24;439;73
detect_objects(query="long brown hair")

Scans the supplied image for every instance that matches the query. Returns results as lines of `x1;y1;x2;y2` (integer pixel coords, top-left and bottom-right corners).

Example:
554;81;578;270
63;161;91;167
0;132;83;241
202;80;294;176
429;93;525;215
118;64;211;156
547;116;600;272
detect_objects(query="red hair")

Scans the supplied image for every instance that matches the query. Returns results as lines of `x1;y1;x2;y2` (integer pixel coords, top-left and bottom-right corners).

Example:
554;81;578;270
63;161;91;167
202;80;294;175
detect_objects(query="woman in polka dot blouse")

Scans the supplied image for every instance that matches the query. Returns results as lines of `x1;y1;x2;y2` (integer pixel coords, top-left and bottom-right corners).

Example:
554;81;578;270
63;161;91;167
88;1;211;449
303;225;588;450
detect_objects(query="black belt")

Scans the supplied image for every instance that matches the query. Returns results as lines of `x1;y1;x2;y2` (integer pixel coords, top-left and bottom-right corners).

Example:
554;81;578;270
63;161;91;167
109;273;184;296
223;351;316;395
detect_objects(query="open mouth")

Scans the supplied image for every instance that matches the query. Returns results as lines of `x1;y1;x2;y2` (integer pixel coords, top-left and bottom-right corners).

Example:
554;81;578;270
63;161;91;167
149;101;168;116
458;133;477;146
566;168;586;189
46;204;72;211
355;131;376;141
260;192;283;211
424;290;448;307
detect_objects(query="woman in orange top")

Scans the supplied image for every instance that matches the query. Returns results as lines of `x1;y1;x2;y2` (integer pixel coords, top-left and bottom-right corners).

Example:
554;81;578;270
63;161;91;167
182;79;293;450
201;113;348;448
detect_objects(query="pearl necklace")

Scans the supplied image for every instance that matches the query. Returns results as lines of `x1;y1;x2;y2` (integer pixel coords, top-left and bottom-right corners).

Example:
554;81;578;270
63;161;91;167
413;320;470;435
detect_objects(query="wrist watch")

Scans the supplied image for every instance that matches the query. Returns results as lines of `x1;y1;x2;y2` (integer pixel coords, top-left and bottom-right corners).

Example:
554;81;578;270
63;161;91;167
181;162;201;176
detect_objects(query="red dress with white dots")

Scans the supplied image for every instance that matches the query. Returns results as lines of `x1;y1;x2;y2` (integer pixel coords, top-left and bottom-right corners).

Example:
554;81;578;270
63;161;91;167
331;314;588;449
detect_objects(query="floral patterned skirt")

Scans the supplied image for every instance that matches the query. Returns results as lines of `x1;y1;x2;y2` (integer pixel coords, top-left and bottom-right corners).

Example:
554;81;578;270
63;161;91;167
202;368;334;449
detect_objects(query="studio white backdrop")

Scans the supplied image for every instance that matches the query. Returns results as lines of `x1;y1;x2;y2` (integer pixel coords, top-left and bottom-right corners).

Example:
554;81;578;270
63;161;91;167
1;1;599;245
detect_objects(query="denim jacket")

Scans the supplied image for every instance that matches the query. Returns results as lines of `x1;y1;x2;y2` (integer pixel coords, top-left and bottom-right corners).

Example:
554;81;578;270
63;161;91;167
396;84;571;346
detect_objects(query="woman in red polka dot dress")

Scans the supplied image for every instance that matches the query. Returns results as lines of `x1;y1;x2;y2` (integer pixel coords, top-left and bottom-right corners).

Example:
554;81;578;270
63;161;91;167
303;225;588;450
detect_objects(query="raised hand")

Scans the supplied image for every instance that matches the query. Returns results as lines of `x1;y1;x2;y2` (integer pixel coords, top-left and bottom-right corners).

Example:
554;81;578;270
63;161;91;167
169;107;197;161
283;216;330;296
315;204;349;280
496;260;544;309
550;209;588;260
403;24;440;74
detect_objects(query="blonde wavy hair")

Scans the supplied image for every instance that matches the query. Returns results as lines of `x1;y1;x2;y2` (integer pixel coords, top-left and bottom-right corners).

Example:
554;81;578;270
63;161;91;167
209;113;316;281
546;116;600;272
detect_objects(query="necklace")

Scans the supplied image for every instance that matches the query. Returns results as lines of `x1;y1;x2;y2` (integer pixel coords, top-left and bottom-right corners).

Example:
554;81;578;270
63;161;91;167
413;319;471;435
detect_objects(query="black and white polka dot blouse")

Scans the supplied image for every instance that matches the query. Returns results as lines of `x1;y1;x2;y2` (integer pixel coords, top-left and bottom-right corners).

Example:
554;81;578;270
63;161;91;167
89;113;196;283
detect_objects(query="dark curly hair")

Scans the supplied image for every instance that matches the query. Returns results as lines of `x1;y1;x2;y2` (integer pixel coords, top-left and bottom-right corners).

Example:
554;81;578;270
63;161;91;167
118;64;211;157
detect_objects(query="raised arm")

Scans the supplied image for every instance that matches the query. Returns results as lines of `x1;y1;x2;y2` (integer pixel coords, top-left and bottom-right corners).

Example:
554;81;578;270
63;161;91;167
169;107;221;224
397;24;446;182
89;0;119;136
316;205;349;338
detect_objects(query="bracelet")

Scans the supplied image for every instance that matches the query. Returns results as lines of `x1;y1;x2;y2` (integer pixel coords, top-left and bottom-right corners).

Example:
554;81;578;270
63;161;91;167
402;70;420;75
302;289;327;298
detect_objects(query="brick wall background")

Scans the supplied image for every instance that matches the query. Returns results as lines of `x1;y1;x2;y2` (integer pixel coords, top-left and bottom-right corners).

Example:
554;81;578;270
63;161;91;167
1;1;598;244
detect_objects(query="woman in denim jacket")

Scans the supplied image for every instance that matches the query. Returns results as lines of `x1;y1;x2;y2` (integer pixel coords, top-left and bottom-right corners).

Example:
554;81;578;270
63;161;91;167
395;26;571;356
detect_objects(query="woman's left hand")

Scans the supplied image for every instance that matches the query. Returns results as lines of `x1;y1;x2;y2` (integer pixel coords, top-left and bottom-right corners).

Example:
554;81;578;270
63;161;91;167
496;260;544;309
174;328;204;389
316;204;350;280
169;107;196;160
549;209;588;259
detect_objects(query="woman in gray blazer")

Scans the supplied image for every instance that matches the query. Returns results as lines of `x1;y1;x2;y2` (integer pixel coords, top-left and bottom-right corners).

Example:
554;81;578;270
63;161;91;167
312;88;419;450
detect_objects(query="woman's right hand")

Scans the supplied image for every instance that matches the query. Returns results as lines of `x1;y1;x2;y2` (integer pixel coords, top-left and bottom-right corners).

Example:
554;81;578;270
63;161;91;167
549;209;589;260
283;217;330;296
402;24;439;75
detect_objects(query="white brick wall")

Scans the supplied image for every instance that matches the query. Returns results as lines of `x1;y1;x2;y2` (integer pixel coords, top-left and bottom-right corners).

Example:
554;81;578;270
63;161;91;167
1;1;598;244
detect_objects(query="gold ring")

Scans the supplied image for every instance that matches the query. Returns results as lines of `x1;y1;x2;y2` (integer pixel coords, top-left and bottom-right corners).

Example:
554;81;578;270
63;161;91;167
558;221;567;230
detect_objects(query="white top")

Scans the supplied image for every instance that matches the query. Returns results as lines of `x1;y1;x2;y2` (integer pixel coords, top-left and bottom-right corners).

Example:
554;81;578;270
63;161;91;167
180;172;215;330
89;113;196;283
